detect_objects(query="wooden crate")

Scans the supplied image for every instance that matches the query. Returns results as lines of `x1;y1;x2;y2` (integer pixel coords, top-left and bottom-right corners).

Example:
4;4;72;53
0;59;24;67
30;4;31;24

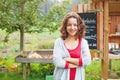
15;49;53;63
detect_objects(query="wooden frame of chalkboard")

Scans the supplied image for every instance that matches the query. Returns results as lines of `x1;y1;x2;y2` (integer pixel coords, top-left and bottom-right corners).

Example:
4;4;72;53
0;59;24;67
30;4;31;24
78;12;97;49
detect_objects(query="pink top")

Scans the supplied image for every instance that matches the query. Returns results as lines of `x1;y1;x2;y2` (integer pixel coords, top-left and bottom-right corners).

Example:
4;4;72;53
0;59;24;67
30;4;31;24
65;38;83;80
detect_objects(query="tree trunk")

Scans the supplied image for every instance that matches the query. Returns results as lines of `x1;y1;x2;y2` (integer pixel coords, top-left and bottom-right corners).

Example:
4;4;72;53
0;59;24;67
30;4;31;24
20;0;26;51
20;26;24;51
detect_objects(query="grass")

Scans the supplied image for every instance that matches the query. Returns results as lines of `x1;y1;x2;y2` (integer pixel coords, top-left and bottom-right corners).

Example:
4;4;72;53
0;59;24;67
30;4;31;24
0;72;22;80
85;60;101;80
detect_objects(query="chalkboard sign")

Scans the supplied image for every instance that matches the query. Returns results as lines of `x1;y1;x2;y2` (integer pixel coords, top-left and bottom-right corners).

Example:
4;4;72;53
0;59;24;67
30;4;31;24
78;13;97;49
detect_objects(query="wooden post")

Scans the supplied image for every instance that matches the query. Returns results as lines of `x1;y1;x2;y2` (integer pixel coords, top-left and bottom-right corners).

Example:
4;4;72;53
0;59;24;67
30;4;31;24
96;2;104;50
101;0;109;80
27;63;30;75
23;63;26;80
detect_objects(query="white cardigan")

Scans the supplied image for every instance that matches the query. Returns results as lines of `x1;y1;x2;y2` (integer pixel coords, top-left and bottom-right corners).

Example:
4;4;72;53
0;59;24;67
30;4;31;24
53;38;91;80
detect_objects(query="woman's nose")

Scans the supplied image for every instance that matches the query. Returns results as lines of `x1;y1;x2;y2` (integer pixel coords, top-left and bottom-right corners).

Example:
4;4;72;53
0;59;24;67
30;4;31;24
71;25;75;29
71;25;74;29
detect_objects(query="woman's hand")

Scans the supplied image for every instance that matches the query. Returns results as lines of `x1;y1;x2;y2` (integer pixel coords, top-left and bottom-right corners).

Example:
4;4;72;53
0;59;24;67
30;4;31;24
63;57;69;61
63;57;79;68
63;57;80;66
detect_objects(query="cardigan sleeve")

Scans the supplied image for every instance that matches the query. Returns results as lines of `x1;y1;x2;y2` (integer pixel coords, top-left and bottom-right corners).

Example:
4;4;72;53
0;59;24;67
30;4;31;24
64;61;69;68
78;57;83;66
53;38;66;68
81;39;91;66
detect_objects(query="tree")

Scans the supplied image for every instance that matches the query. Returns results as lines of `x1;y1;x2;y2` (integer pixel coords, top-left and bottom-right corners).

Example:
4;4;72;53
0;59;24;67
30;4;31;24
0;0;43;51
0;0;70;52
40;1;70;33
81;0;91;3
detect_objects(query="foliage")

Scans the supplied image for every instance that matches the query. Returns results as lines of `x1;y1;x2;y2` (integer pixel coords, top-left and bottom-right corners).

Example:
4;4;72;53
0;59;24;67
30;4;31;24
90;49;103;54
39;1;70;33
29;63;54;80
0;0;70;50
81;0;92;4
0;72;22;80
0;29;7;42
0;0;42;33
85;60;101;80
0;0;44;50
0;0;70;39
23;31;59;50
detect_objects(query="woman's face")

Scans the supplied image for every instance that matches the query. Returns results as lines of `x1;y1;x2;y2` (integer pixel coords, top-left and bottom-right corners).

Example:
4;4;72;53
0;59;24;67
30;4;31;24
66;17;78;37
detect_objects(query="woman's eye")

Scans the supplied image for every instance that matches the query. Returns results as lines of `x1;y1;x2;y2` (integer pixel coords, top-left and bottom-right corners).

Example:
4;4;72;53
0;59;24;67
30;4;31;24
74;24;77;26
67;24;77;26
67;24;71;26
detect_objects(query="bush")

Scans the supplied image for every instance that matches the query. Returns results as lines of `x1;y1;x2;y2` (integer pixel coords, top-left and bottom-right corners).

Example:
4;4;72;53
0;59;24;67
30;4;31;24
26;63;54;80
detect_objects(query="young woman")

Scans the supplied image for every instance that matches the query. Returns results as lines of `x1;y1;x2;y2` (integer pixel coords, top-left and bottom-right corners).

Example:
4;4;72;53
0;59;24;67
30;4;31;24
53;12;91;80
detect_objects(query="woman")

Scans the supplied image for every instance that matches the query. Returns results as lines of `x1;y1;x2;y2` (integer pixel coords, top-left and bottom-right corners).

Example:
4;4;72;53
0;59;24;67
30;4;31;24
53;12;91;80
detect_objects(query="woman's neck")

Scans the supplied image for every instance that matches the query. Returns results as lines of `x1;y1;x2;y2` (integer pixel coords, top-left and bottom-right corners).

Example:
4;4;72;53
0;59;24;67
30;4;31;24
67;35;77;40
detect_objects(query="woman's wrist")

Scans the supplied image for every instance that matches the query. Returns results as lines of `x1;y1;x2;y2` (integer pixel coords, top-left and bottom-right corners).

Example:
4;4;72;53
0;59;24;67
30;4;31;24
63;57;80;66
68;63;79;68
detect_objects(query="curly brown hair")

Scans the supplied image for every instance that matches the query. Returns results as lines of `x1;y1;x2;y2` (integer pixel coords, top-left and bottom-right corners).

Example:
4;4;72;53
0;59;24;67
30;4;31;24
60;12;86;40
